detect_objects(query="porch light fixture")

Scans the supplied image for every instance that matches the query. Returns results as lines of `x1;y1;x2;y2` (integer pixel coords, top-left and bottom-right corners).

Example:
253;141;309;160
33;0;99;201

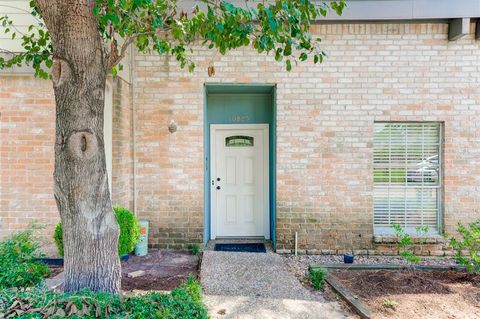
168;120;177;133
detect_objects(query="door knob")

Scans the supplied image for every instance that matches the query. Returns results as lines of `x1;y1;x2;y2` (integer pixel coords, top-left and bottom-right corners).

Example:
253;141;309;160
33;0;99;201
216;186;221;190
217;177;221;181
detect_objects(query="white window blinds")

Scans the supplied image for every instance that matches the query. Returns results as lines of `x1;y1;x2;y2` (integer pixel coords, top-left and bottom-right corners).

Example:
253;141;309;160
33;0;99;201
373;123;442;234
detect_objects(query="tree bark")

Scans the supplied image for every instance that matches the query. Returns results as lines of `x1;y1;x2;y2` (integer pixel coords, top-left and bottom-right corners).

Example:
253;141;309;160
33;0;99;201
36;0;121;293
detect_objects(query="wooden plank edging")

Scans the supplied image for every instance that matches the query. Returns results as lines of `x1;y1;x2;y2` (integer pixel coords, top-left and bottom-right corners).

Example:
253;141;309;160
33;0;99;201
310;263;466;272
325;274;372;319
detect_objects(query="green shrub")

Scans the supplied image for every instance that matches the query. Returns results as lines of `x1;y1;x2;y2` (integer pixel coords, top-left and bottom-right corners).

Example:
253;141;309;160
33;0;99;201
392;224;429;265
308;267;328;290
448;220;480;272
0;276;208;319
53;223;63;257
0;231;51;289
53;206;140;257
114;206;141;256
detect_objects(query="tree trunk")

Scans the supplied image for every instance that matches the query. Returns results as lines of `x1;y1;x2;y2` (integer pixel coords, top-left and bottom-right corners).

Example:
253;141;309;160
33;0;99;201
36;0;121;293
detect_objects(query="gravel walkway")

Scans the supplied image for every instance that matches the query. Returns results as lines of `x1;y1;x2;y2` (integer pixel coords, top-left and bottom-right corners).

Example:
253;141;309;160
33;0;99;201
201;251;353;319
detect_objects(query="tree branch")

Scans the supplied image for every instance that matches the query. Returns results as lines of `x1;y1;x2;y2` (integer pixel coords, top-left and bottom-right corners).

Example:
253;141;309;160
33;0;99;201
108;27;172;68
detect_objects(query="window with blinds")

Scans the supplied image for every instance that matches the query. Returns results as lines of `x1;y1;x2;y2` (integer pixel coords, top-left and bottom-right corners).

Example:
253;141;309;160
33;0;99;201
373;122;442;234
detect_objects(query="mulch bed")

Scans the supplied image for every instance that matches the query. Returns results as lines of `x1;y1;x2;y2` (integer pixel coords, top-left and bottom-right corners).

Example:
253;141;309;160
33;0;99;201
121;250;200;291
46;250;200;292
48;265;64;278
331;270;480;319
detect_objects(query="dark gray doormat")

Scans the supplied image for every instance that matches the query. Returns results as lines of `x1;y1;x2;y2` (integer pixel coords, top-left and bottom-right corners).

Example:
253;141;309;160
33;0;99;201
214;243;266;253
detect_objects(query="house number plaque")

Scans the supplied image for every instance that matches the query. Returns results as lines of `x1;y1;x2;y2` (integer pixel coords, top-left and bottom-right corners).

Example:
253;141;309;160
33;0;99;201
231;115;250;123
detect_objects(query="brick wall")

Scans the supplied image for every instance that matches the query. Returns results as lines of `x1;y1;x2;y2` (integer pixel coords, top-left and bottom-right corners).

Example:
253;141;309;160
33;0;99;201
111;77;134;211
0;75;57;254
133;23;480;254
1;22;479;256
0;75;133;256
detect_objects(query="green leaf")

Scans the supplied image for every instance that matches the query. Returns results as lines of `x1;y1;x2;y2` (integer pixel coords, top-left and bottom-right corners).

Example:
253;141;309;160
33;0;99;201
275;48;283;62
1;0;345;76
284;43;292;56
286;59;292;71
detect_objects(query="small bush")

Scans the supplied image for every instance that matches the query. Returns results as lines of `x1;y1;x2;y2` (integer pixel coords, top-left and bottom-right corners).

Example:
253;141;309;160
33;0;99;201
0;231;51;289
54;206;140;257
448;220;480;273
53;223;63;257
0;276;208;319
308;267;328;290
115;206;141;256
392;224;429;265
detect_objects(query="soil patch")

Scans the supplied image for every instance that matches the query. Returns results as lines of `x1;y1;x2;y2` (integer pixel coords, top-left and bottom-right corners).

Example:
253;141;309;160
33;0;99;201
45;250;200;292
121;250;200;291
331;270;480;319
48;265;64;278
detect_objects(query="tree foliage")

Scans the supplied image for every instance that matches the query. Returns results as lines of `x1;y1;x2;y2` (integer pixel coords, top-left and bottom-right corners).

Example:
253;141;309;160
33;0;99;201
0;0;345;76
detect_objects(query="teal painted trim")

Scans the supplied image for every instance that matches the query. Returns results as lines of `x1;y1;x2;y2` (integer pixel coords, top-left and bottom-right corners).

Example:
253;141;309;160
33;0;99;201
204;83;276;243
271;85;277;250
207;83;275;94
203;84;210;247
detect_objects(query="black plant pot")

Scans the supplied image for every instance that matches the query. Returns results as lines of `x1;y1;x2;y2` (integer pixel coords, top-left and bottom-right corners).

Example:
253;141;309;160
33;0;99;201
35;258;64;266
343;254;354;264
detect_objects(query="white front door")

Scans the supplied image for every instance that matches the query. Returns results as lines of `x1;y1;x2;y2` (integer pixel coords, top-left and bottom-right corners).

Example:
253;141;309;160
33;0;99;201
210;124;269;239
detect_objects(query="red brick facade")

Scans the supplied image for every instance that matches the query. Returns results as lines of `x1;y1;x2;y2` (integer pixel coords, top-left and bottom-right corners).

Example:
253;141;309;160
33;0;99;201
111;77;135;211
132;23;480;254
0;75;56;254
0;76;134;255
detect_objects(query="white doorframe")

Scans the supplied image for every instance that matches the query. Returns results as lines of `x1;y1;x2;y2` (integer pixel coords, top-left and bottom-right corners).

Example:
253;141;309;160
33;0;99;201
210;124;269;239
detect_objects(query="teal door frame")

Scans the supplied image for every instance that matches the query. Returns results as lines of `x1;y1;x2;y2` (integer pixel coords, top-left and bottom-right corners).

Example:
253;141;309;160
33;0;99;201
203;83;277;249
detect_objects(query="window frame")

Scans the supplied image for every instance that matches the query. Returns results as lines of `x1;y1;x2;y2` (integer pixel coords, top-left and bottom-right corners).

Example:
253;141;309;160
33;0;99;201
372;121;444;236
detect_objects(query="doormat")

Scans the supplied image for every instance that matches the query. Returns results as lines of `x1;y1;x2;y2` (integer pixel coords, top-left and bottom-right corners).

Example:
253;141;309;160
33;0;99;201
214;243;266;253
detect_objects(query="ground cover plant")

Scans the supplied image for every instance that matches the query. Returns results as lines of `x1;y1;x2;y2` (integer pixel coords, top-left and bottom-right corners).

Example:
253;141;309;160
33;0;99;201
0;230;51;289
0;276;208;319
